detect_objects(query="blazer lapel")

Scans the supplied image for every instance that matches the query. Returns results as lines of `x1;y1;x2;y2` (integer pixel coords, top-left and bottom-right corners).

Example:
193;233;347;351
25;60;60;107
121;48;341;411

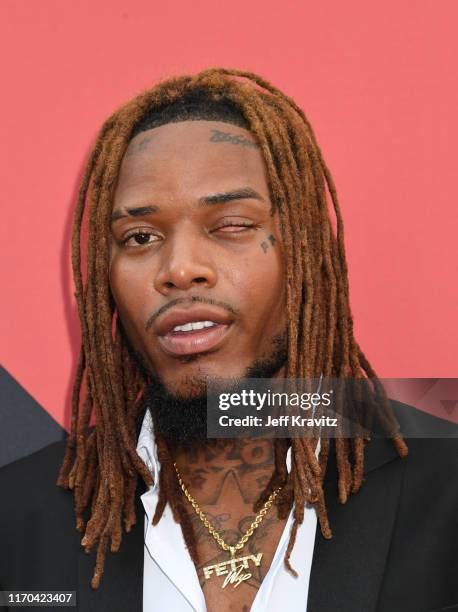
307;437;406;612
77;482;146;612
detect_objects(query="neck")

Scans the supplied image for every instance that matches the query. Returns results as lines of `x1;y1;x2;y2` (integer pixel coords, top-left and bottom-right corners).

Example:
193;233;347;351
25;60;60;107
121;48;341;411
171;438;279;505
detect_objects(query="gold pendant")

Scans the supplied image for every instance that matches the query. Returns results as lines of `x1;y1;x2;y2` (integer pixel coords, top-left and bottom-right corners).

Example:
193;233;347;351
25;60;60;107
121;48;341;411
203;552;263;589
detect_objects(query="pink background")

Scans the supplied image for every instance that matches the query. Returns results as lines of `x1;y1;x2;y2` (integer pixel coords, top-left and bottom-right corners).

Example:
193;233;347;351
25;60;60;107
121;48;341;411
1;0;457;432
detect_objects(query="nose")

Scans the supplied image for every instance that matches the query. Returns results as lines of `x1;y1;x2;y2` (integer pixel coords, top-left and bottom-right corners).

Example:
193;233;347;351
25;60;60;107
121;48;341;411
153;230;217;295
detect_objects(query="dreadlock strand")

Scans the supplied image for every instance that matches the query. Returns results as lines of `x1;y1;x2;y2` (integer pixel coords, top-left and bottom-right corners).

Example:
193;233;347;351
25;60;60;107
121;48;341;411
56;347;85;487
351;437;365;493
335;438;351;504
318;437;330;481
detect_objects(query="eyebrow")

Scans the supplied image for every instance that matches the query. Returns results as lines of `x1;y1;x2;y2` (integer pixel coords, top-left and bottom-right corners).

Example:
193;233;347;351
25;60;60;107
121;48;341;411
198;187;265;206
111;205;159;223
111;187;265;223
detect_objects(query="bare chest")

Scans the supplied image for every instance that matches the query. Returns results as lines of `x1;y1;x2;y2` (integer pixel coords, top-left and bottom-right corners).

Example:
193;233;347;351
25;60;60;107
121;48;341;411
194;515;287;612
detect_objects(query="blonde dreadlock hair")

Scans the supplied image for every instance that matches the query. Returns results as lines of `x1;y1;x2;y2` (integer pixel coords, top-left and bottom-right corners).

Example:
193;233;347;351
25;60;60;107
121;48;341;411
57;67;408;589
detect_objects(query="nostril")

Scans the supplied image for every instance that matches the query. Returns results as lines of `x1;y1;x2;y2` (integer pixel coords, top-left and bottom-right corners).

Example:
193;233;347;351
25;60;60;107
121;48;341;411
164;281;175;289
194;277;207;284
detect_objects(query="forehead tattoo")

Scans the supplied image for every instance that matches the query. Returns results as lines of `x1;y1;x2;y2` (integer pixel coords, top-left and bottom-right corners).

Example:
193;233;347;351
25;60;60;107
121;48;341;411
123;134;154;158
209;128;259;149
125;125;258;162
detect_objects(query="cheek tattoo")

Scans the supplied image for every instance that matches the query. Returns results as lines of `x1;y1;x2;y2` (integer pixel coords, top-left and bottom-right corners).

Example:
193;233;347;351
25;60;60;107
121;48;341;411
260;234;276;253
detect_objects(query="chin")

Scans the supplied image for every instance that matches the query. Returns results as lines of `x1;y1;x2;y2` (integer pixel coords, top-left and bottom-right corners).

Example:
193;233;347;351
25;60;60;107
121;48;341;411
160;356;244;383
160;368;249;401
159;373;208;399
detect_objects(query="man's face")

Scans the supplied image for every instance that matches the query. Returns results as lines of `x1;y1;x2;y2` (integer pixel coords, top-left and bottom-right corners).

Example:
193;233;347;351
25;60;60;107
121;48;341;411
109;120;286;398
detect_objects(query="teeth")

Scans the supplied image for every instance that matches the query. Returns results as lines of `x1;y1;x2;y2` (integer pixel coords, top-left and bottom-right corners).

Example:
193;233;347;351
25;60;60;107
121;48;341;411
172;320;217;332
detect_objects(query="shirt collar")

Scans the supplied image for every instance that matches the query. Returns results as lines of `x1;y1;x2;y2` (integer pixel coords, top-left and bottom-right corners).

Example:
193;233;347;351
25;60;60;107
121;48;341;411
136;407;160;491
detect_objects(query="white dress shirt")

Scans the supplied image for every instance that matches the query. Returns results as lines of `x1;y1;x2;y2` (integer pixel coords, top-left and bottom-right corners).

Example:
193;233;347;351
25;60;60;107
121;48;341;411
136;407;321;611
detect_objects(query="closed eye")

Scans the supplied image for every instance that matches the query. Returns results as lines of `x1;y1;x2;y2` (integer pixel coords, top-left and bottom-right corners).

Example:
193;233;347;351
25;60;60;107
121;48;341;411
212;222;259;233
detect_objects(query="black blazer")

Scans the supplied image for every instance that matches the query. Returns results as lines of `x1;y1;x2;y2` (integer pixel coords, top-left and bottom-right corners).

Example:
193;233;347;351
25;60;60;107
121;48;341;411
0;401;457;612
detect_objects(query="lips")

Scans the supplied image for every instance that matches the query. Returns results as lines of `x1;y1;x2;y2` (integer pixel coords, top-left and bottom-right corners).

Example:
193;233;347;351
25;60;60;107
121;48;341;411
154;306;234;357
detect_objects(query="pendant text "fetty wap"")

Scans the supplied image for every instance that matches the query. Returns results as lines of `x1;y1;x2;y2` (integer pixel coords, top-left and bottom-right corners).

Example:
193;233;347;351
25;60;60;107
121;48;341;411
203;553;263;589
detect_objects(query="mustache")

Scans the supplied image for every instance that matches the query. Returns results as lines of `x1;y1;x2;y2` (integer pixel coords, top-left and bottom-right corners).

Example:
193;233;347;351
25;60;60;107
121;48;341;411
145;295;240;332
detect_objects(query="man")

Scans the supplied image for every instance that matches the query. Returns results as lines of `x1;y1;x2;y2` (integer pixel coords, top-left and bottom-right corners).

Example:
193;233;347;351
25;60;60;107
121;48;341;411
0;68;456;612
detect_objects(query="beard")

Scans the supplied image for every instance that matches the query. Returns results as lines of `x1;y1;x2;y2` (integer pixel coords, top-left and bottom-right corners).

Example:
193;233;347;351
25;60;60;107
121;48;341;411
143;330;287;450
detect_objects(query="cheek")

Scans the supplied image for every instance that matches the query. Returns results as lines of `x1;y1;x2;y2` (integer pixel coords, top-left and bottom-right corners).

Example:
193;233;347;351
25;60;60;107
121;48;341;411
255;258;286;322
222;245;286;326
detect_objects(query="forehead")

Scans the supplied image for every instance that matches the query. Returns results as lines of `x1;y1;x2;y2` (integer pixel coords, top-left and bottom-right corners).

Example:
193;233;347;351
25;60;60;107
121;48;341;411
113;120;269;207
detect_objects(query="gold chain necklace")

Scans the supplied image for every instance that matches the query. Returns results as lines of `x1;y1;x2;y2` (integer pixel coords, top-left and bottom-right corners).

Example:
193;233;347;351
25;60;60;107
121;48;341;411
173;461;282;589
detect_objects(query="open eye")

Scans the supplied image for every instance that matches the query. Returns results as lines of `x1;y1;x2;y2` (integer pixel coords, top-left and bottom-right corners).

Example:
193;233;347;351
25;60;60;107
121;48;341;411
121;230;161;247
